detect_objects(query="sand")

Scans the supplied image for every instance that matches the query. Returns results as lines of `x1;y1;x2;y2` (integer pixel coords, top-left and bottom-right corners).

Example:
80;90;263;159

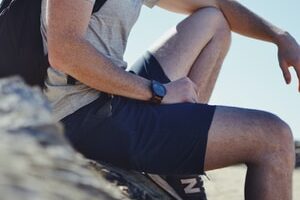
204;165;300;200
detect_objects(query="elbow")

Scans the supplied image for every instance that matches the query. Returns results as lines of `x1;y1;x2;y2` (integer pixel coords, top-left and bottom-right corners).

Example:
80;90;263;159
48;36;82;73
48;41;69;72
48;48;65;72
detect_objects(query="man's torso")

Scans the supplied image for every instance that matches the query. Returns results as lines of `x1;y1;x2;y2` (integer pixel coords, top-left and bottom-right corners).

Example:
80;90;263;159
41;0;158;120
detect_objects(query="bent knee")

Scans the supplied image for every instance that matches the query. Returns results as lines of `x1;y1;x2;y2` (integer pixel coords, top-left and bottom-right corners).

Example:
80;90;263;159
194;8;230;28
192;7;231;40
244;110;295;167
257;112;295;162
261;112;293;146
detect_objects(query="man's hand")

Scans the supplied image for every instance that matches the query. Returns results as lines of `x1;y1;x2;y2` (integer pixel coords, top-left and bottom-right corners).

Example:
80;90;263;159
277;32;300;92
162;77;200;104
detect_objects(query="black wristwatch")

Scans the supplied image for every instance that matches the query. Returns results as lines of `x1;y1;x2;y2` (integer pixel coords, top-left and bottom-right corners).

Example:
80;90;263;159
150;80;167;104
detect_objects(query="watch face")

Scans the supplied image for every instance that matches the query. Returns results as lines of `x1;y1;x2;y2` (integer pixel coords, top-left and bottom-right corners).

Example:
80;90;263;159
153;81;166;97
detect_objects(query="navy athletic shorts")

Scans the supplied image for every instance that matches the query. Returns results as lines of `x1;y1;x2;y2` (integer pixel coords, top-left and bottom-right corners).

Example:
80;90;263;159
61;51;216;175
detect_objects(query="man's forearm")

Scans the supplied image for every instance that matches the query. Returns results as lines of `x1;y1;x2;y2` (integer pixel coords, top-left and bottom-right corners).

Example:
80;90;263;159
49;38;152;101
216;0;286;44
159;0;300;91
159;0;287;45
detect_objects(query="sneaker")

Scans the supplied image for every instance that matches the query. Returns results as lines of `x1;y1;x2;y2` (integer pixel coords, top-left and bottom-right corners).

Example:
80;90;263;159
145;173;207;200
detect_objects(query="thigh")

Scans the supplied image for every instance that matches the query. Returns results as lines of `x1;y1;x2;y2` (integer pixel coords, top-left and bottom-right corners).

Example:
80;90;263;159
204;105;283;171
109;97;217;175
128;51;171;84
147;7;227;81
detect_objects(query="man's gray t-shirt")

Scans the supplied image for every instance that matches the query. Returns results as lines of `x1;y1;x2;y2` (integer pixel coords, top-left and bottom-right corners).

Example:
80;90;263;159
41;0;160;121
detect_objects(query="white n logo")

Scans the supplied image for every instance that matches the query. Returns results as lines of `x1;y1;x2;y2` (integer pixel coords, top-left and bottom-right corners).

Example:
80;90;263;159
180;178;201;194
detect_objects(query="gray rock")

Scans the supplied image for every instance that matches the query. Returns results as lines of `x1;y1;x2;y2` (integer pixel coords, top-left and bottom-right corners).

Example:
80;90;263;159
0;77;54;130
0;77;171;200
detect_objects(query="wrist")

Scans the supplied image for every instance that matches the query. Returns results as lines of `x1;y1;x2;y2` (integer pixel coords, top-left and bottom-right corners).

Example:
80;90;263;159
149;80;167;104
273;30;291;47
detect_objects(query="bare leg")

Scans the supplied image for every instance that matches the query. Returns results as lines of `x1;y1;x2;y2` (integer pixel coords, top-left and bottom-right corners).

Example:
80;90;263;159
206;106;295;200
148;7;231;103
143;7;294;200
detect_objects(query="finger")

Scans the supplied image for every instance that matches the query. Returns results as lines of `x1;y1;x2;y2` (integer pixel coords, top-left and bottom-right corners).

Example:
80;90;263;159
190;79;198;93
184;78;199;103
189;79;200;99
185;97;196;104
192;88;200;103
282;67;291;84
185;90;198;103
192;98;198;104
280;60;291;84
295;67;300;92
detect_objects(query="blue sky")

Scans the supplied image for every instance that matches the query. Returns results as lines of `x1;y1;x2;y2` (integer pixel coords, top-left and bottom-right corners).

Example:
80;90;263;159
124;0;300;139
1;0;298;139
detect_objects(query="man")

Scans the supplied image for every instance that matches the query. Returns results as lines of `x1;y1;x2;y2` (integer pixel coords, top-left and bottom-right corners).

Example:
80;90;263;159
41;0;299;199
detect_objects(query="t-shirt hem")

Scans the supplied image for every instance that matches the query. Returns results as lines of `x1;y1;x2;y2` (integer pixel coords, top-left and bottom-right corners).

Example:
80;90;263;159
53;95;100;122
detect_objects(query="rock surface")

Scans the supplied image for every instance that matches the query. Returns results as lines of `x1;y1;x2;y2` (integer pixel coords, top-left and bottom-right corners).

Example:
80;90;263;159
0;77;172;200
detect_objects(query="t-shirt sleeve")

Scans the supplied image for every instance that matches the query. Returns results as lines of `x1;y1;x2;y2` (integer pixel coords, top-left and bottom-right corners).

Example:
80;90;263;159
143;0;160;8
